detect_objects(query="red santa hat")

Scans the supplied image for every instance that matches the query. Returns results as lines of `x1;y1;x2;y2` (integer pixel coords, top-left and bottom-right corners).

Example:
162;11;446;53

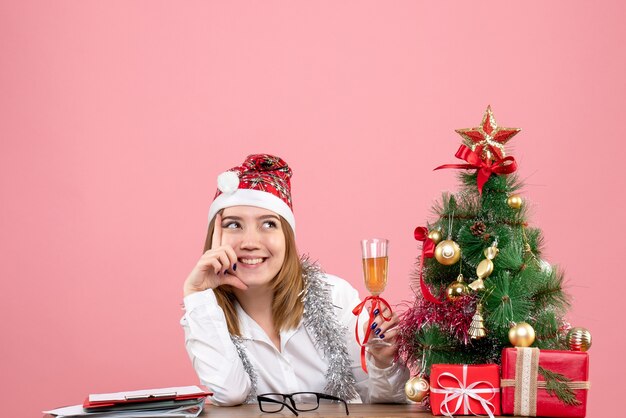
208;154;295;231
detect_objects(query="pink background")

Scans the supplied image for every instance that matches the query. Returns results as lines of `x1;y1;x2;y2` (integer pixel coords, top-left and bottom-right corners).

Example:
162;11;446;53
1;2;624;416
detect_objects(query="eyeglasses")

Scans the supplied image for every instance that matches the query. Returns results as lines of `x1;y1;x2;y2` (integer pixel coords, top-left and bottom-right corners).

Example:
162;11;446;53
257;392;349;416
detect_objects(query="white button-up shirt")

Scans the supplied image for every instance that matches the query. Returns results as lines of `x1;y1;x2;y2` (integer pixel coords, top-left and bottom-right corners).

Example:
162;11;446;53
181;273;409;405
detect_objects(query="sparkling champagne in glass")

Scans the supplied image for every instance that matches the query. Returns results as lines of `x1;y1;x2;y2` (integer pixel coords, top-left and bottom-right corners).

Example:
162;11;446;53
361;238;391;346
362;248;388;295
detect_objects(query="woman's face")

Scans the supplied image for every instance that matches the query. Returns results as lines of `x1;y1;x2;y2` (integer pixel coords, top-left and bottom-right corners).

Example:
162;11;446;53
219;205;286;289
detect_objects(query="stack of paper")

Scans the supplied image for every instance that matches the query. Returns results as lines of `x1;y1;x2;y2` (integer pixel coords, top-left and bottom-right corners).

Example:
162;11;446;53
44;386;211;418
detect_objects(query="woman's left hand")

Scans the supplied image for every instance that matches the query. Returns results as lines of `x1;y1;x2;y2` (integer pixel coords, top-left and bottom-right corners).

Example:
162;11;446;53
363;305;400;369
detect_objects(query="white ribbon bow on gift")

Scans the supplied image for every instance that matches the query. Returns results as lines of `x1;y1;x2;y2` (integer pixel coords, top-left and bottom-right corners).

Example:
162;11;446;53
430;365;498;418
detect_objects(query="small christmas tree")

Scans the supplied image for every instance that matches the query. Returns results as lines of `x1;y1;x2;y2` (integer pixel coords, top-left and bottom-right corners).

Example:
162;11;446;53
398;106;571;374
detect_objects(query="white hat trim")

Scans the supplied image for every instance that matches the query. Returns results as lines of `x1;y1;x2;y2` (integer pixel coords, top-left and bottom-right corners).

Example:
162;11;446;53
208;188;296;232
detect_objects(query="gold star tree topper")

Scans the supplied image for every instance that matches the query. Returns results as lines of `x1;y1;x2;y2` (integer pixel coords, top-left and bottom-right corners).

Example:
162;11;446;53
455;106;521;161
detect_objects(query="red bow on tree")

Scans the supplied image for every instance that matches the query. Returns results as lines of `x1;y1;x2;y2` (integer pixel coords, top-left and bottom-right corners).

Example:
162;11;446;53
434;145;517;194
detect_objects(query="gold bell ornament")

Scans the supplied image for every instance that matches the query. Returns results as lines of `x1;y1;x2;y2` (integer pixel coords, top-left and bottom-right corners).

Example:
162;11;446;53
507;194;523;209
468;304;487;339
469;242;499;291
508;322;535;347
446;274;469;300
566;327;592;352
405;375;430;403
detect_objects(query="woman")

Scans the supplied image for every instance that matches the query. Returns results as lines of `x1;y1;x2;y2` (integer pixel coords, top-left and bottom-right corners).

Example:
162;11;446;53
181;154;409;406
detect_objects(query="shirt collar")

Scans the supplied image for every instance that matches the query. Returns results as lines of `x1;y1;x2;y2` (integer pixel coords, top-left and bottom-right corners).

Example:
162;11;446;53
235;300;301;349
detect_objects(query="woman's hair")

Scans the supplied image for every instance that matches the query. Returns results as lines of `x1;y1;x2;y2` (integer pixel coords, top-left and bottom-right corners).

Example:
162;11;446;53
203;213;304;336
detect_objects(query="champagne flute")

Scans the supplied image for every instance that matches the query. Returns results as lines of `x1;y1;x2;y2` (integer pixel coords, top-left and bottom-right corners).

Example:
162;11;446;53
361;238;391;346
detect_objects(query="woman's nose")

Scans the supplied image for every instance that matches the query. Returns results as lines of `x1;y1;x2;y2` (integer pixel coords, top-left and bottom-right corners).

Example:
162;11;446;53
239;228;261;249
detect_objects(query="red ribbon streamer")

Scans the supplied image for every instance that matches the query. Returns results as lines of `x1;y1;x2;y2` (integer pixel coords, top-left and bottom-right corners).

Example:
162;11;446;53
434;145;517;194
352;295;392;373
414;227;443;305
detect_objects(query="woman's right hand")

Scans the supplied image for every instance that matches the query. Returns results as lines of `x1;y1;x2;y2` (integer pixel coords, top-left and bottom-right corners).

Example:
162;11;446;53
183;213;248;297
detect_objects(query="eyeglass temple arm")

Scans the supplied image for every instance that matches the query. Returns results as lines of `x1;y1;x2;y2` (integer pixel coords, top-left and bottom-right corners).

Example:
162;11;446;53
316;393;349;415
284;402;299;417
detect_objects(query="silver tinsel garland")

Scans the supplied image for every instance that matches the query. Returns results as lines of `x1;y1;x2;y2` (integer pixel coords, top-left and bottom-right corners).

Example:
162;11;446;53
301;260;359;401
230;335;258;403
233;259;358;402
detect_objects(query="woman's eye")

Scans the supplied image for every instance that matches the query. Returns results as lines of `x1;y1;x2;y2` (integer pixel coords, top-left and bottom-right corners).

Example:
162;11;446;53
262;220;277;229
223;222;239;229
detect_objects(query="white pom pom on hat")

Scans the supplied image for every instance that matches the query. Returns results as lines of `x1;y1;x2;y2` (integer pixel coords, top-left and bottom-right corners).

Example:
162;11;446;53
216;171;240;195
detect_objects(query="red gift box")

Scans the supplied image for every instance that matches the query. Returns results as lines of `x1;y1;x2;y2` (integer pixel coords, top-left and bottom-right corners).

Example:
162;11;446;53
430;364;501;417
501;348;590;417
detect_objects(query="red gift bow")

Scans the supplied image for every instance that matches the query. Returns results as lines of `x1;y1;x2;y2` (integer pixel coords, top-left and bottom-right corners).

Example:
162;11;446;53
414;227;443;304
431;365;498;418
434;145;517;194
352;296;392;373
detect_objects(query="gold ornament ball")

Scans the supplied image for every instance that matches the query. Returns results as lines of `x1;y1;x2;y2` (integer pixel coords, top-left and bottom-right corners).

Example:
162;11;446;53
446;276;469;300
428;230;443;245
405;376;430;402
507;195;523;209
566;327;592;352
434;240;461;265
509;322;536;347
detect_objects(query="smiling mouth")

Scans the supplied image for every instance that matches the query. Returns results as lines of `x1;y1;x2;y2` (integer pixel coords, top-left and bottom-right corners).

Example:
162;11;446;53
239;258;267;265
